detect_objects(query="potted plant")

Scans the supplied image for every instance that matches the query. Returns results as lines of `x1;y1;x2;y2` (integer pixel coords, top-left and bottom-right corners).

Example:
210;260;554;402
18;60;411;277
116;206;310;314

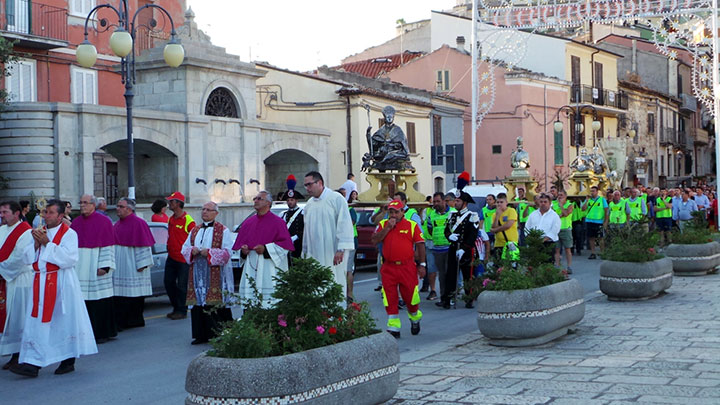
665;212;720;276
600;221;672;300
466;230;585;347
185;258;398;405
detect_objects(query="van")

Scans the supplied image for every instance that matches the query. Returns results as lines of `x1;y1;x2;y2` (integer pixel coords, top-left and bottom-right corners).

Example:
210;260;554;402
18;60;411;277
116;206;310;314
462;183;508;214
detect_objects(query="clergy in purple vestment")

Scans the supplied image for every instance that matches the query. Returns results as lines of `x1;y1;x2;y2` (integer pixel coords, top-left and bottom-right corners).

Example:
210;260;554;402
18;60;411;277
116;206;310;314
233;191;293;307
71;195;118;343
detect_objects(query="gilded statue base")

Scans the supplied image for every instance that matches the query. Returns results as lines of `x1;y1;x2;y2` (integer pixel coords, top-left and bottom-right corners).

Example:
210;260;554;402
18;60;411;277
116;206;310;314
567;170;609;197
358;171;426;205
504;176;538;202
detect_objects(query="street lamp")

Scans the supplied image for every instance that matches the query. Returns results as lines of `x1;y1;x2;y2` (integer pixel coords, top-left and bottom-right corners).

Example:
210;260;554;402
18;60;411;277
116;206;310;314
76;1;184;200
554;104;601;156
618;115;637;138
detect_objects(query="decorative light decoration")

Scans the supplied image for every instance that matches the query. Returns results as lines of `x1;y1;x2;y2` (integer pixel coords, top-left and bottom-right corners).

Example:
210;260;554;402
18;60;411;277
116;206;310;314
76;40;97;68
109;29;133;58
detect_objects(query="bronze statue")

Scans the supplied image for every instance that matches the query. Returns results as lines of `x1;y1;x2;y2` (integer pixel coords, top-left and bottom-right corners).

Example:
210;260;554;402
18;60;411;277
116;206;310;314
362;106;415;172
510;136;530;169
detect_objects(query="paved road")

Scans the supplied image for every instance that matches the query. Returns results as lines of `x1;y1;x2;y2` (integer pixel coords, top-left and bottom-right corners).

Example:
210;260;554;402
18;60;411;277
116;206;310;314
0;254;602;404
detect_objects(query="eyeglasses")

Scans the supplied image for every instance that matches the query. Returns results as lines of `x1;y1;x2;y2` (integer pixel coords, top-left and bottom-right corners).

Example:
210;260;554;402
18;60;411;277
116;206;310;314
303;180;318;188
252;196;265;201
201;208;217;212
79;201;92;205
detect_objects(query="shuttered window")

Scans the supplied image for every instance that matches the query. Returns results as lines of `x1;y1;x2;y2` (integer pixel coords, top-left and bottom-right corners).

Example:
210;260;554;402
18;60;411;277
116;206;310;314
70;0;95;16
406;122;416;153
6;59;36;102
71;67;98;104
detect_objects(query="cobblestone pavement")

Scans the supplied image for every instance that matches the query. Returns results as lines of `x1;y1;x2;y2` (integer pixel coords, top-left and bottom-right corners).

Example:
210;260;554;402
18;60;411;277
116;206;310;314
390;272;720;404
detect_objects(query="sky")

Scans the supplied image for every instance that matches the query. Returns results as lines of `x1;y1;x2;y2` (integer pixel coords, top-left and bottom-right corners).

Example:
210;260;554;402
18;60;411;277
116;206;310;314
185;0;458;72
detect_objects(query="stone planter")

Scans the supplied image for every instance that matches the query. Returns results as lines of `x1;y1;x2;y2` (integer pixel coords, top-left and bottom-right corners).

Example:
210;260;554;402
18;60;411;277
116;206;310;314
476;278;585;347
665;241;720;276
185;332;398;405
599;258;673;300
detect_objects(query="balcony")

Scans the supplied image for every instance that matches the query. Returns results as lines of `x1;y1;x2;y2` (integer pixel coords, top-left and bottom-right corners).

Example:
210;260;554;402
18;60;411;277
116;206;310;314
678;131;694;151
0;1;68;49
570;84;628;110
680;93;697;114
695;128;709;145
659;127;677;145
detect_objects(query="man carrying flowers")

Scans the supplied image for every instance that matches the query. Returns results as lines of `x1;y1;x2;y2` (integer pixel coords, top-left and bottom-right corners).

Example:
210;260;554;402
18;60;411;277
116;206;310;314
371;200;426;338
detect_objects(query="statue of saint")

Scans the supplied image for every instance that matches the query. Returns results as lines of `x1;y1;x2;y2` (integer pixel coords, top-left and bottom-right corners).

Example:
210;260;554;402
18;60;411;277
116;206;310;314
362;106;414;172
589;146;609;175
569;148;591;173
510;136;530;169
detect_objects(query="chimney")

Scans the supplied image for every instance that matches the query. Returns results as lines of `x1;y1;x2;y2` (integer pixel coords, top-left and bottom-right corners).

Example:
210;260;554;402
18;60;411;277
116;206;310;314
456;36;466;52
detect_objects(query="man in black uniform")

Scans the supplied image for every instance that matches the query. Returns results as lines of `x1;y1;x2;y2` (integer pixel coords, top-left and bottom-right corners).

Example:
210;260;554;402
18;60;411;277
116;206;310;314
279;175;304;260
442;173;479;309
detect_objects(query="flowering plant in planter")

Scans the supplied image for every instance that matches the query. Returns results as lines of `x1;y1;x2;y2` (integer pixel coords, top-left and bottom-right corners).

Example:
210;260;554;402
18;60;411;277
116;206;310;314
671;211;713;245
602;220;663;262
464;229;568;300
208;258;377;359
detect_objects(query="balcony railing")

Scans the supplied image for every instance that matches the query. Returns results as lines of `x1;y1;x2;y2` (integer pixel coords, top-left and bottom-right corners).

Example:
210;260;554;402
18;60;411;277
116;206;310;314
660;127;677;145
0;1;67;45
680;93;697;114
570;84;628;110
695;128;709;145
678;131;695;150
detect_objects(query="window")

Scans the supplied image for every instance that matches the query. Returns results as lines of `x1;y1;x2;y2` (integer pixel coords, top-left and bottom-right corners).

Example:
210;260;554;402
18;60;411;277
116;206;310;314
71;66;98;104
70;0;95;16
554;127;563;165
661;155;665;175
406;122;416;153
492;145;502;154
647;112;655;134
204;87;239;118
571;56;581;102
446;144;464;174
436;70;450;91
431;115;443;166
595;116;605;139
6;59;36;102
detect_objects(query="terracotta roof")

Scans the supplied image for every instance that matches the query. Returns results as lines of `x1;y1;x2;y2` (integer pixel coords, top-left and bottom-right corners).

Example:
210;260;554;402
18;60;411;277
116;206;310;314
335;51;425;78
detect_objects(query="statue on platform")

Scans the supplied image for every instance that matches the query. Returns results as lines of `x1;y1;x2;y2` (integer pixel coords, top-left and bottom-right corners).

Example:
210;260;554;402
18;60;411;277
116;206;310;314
569;148;591;173
510;136;530;170
362;105;415;172
589;146;609;175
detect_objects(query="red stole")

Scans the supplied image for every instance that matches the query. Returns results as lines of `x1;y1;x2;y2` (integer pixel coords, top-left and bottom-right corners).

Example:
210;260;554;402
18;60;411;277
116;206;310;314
0;221;32;332
186;222;224;306
31;223;70;323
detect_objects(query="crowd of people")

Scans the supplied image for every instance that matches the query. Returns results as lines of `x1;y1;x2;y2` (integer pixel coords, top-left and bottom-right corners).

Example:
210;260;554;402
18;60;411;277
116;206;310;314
2;172;717;376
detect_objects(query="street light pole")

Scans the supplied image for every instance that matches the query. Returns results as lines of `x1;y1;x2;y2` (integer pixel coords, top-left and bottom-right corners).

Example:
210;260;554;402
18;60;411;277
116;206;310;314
76;0;184;200
712;0;720;227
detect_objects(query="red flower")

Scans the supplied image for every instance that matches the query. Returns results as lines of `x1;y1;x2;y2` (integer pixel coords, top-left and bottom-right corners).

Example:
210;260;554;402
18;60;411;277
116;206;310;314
648;248;656;254
351;302;362;311
328;327;337;335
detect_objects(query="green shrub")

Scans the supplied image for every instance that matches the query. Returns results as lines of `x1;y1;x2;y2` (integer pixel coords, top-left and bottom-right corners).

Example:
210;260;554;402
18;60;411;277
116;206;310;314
602;220;663;262
671;211;713;245
209;258;378;359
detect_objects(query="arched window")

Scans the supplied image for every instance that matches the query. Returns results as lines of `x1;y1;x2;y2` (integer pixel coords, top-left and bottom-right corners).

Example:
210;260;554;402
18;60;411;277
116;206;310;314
204;87;239;118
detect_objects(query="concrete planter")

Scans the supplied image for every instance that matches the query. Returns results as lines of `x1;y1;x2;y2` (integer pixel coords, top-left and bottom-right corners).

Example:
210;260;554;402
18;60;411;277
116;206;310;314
665;241;720;276
599;258;673;300
476;278;585;347
185;332;399;405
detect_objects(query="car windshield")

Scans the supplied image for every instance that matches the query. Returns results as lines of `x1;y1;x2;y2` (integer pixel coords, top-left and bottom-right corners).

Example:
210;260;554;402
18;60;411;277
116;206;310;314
149;225;168;245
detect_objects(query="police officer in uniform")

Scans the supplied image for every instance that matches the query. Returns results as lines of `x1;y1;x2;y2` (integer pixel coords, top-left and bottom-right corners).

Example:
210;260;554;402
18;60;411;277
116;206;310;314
443;172;480;310
279;174;305;259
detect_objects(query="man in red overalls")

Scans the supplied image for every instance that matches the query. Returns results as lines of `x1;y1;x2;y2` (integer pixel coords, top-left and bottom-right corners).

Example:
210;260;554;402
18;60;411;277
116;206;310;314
371;200;426;338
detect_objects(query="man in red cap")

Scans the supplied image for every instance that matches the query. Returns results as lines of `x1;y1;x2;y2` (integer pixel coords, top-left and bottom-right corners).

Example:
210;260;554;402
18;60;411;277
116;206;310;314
371;199;426;338
164;191;195;320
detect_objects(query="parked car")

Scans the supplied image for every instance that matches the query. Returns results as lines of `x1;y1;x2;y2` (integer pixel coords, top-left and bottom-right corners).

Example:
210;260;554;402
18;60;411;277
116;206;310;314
148;222;169;297
355;208;378;264
463;183;508;214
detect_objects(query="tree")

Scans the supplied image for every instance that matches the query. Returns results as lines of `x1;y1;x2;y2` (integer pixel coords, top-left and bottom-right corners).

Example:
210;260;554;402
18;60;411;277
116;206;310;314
0;36;18;110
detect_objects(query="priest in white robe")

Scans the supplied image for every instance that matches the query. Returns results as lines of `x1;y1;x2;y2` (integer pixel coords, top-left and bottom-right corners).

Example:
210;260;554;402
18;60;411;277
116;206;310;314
112;197;155;330
0;201;33;370
71;194;117;343
301;171;355;295
181;201;234;345
10;200;97;378
233;191;294;308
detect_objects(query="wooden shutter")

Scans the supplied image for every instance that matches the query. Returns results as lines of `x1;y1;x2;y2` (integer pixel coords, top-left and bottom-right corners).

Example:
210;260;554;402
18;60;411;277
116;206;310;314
20;62;32;101
73;69;84;103
406;122;416;153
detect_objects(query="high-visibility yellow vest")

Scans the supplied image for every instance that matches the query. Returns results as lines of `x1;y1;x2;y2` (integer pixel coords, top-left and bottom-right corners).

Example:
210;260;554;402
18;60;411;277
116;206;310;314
656;197;672;219
608;201;627;224
552;200;573;229
482;206;495;233
518;202;534;223
585;197;606;221
627;198;644;221
572;201;586;221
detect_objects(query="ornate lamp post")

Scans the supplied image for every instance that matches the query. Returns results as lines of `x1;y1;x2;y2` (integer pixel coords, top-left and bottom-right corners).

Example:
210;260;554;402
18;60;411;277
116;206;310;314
617;115;637;139
75;1;184;200
554;104;601;156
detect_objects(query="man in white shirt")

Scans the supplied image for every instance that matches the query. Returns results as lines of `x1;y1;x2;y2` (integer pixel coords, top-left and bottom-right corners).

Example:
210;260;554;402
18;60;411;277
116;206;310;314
525;193;561;261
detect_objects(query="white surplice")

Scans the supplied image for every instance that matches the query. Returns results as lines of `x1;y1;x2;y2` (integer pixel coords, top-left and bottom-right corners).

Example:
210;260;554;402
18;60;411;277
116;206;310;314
113;245;153;297
236;244;289;308
76;246;116;301
181;223;235;307
20;225;97;367
0;222;33;355
302;187;355;293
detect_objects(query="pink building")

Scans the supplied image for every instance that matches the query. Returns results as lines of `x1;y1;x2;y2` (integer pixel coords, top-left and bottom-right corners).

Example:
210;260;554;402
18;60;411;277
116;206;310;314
383;44;571;185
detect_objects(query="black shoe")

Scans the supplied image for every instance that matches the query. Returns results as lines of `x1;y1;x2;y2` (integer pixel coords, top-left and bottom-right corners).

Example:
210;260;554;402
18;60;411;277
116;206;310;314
419;285;429;293
96;338;110;344
588;254;597;260
191;339;209;345
2;353;19;370
374;285;383;291
411;321;421;335
10;363;39;378
54;361;75;375
426;291;437;301
450;299;456;308
387;330;401;339
435;301;445;308
465;301;474;309
442;301;451;309
398;299;405;309
169;312;187;320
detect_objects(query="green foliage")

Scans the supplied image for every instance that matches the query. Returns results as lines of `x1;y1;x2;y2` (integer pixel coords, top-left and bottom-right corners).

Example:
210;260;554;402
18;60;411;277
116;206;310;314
463;229;567;300
209;258;377;359
0;36;18;110
602;220;663;262
671;211;713;245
